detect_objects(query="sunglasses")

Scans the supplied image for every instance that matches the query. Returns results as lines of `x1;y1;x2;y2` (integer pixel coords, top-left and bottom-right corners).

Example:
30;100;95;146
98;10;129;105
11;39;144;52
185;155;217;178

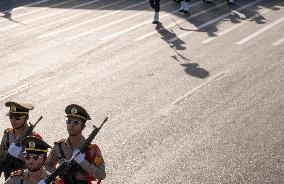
24;154;43;161
9;115;25;120
66;119;83;126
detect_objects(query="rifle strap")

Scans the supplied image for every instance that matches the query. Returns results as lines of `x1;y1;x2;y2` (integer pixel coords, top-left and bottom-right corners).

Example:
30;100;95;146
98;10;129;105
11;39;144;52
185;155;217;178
5;130;10;151
58;143;66;160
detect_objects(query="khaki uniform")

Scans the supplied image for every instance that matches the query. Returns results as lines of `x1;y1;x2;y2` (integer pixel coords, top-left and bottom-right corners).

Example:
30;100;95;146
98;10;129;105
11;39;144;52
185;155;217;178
46;137;106;181
0;128;25;161
4;169;50;184
0;129;41;160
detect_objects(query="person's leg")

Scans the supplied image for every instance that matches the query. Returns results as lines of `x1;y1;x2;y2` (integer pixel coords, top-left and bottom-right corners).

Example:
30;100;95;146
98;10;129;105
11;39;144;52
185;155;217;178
179;0;185;12
149;0;155;9
153;0;160;23
183;0;190;13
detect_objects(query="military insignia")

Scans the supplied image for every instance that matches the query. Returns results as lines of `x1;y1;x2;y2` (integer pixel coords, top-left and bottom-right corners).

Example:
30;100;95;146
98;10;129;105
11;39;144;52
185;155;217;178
94;154;104;165
10;105;16;112
29;141;36;148
10;170;23;177
71;108;77;115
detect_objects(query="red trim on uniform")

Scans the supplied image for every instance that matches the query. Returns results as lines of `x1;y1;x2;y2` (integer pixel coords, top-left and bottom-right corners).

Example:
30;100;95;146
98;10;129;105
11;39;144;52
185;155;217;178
86;144;102;184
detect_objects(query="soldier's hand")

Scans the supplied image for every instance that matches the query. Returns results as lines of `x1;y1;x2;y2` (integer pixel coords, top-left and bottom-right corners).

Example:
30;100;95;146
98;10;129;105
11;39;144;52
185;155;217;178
8;143;22;158
72;149;85;164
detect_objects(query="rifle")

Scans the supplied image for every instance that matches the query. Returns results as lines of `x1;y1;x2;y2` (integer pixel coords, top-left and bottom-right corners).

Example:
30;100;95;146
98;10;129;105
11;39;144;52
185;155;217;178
0;116;43;179
44;117;108;184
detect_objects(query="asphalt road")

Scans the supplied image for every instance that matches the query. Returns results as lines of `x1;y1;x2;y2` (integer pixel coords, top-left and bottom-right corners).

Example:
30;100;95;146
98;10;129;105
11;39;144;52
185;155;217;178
0;0;283;183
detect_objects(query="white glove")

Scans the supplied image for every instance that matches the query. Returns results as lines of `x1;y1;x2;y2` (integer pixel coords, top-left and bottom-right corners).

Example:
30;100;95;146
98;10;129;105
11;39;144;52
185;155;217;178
8;143;22;158
37;180;46;184
72;149;85;164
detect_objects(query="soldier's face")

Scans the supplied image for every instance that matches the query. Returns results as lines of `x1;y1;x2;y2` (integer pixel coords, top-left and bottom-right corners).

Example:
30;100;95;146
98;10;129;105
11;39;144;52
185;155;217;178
9;115;26;129
66;118;84;136
24;153;45;172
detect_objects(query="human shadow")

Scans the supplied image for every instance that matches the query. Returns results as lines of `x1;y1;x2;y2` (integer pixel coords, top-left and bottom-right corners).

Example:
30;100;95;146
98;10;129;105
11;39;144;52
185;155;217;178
155;23;209;79
174;0;283;38
0;1;20;23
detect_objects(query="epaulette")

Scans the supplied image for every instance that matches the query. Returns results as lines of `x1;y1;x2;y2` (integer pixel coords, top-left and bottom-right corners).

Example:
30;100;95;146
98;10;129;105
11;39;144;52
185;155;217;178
4;128;12;133
53;176;63;184
54;139;66;144
10;170;23;177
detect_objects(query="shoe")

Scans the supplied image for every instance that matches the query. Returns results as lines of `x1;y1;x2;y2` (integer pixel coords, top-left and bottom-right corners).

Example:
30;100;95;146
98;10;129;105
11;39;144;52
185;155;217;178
227;0;234;4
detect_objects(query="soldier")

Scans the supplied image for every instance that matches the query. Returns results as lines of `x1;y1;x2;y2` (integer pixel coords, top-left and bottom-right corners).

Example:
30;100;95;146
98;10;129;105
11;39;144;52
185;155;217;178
178;0;190;13
0;101;40;180
4;135;55;184
149;0;160;24
45;104;106;184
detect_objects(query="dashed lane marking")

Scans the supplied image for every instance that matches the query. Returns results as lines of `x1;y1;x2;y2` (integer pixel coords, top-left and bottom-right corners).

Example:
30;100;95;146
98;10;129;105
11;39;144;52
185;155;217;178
156;72;227;116
236;16;284;45
37;0;148;39
272;36;284;46
133;2;225;42
19;0;128;35
0;77;51;102
0;0;50;16
0;0;74;28
201;5;278;44
102;1;203;41
168;0;265;43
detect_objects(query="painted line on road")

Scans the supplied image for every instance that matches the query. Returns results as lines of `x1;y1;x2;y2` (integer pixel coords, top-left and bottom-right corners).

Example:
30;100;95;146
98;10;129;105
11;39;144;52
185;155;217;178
134;2;225;42
202;5;275;44
38;0;148;39
0;0;50;15
272;37;284;46
156;72;227;116
236;16;284;45
101;1;203;41
0;0;104;32
0;0;74;26
168;0;264;43
19;0;128;35
0;77;51;102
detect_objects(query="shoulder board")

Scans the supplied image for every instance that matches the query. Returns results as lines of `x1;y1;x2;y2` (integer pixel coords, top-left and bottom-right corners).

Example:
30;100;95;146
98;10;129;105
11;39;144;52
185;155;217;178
10;170;23;177
4;128;12;133
54;139;66;144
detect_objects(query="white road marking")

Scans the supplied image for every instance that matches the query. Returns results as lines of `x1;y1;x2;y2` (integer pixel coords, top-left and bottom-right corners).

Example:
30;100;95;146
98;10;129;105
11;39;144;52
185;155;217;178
133;2;225;42
202;6;274;44
0;0;50;15
38;0;148;39
156;72;227;116
19;0;128;35
236;16;284;44
0;0;73;25
0;77;51;101
101;1;203;41
168;0;264;43
272;37;284;46
1;0;127;33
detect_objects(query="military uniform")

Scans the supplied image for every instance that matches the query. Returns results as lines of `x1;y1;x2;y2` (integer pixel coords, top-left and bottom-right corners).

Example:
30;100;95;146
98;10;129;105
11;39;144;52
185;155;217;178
4;169;50;184
4;136;54;184
0;101;40;180
45;104;106;183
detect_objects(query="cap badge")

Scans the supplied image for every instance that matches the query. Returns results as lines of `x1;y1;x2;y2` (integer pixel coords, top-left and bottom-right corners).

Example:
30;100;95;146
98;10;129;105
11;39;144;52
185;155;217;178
29;141;36;148
11;105;16;112
71;108;77;115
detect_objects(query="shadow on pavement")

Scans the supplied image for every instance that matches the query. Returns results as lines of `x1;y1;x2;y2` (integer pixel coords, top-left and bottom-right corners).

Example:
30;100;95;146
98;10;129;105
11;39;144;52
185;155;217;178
155;22;209;79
